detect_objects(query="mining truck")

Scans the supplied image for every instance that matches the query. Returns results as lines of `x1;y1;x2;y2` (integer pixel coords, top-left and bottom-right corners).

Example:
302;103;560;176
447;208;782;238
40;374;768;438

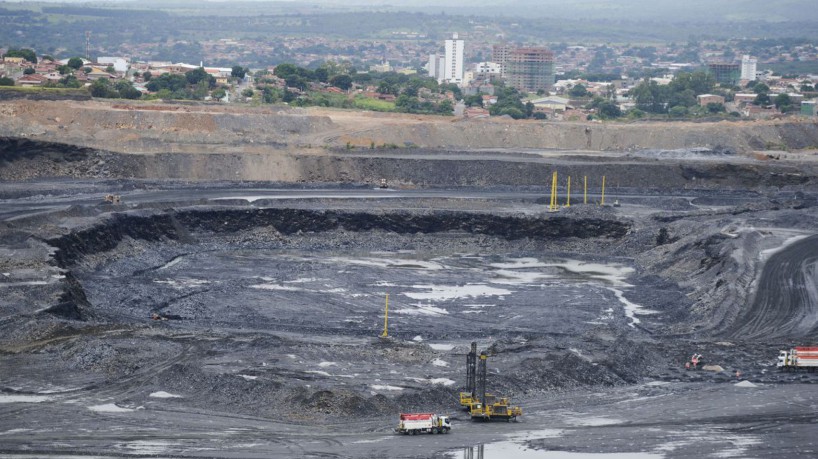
778;346;818;370
394;413;451;435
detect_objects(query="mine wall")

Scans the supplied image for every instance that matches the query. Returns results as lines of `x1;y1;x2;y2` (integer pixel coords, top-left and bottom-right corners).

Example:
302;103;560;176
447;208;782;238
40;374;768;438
3;138;817;189
3;100;818;154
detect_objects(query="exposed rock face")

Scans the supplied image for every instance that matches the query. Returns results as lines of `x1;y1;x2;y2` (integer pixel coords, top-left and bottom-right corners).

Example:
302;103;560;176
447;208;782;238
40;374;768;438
2;99;818;156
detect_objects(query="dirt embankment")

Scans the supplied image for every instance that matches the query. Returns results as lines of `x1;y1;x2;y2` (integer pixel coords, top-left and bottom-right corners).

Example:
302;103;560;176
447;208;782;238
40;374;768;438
2;99;818;156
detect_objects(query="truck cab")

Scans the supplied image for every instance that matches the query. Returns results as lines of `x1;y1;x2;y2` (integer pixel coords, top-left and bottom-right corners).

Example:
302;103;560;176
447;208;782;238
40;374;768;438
778;350;791;368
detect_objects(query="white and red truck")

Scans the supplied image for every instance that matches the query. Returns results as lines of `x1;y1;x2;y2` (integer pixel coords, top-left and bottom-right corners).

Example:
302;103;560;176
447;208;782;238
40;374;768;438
394;413;452;435
777;346;818;370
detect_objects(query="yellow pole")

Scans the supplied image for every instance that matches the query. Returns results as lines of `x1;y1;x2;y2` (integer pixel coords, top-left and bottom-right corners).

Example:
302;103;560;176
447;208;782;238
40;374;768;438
380;294;389;338
565;176;571;207
601;176;606;206
552;171;558;211
584;176;587;205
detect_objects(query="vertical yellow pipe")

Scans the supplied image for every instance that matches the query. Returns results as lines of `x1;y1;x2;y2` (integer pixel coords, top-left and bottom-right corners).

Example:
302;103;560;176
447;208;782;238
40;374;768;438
381;294;389;338
565;176;571;207
601;176;606;206
584;176;587;205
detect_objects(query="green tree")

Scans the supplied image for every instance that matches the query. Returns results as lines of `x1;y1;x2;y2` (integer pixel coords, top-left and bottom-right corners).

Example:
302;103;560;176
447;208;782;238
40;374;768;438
754;92;771;106
568;84;589;98
3;48;37;64
143;71;152;82
212;88;227;100
774;93;793;111
329;74;352;90
231;65;247;79
669;71;715;96
0;77;14;86
67;57;84;70
630;79;669;113
58;75;81;89
464;94;484;107
313;67;329;83
668;105;688;117
115;80;141;99
186;67;214;87
90;79;115;98
753;82;770;94
241;88;254;98
706;102;726;113
589;96;622;118
23;67;35;75
437;99;454;114
376;80;398;95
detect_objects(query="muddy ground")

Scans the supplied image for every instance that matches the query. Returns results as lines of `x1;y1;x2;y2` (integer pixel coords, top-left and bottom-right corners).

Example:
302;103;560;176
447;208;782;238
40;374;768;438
0;156;817;458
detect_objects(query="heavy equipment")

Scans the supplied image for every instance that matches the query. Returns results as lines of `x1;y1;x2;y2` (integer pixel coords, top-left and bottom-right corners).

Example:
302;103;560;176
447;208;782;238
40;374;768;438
394;413;451;435
459;343;521;421
778;346;818;370
103;194;121;204
468;351;522;421
459;342;479;409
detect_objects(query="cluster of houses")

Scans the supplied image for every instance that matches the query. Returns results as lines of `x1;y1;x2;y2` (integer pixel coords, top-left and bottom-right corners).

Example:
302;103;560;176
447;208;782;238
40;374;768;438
2;49;816;120
0;52;236;96
0;55;128;87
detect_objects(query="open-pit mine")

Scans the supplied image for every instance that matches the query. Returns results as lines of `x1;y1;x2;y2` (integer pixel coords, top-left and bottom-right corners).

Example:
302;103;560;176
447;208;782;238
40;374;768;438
1;98;818;458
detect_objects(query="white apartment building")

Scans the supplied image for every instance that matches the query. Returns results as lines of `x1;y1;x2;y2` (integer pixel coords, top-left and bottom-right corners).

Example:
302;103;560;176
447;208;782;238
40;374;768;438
741;55;758;81
444;33;464;84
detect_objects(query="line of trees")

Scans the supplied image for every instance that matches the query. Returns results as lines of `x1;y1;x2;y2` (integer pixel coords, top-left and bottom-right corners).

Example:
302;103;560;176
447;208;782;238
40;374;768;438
629;70;719;116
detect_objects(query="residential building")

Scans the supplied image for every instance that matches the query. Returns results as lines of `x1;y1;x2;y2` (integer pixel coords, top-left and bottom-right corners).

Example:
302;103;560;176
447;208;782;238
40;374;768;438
97;57;129;73
506;48;556;93
734;93;757;105
741;55;757;81
708;62;740;87
444;33;464;84
474;62;502;75
697;94;725;107
16;73;47;86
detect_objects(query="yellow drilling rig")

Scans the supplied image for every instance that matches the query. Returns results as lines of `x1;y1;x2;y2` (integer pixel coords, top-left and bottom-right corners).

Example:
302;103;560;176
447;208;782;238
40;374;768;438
458;342;522;422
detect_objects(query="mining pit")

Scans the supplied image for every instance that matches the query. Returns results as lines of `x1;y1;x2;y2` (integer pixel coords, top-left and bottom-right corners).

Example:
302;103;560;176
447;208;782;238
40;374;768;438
2;104;818;458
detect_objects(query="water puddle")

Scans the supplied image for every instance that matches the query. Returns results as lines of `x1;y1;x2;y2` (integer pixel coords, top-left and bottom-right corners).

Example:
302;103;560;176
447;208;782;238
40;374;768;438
451;443;661;459
0;394;53;403
403;284;512;301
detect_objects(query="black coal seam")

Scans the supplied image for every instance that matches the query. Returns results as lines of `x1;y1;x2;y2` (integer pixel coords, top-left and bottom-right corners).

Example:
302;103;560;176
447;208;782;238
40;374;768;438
47;208;631;269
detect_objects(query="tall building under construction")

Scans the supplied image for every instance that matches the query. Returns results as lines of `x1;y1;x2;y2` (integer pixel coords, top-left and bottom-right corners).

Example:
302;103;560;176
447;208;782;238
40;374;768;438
708;62;740;87
506;48;555;93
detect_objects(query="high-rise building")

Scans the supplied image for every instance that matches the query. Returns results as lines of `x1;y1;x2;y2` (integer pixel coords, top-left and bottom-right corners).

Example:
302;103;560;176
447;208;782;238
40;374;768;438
506;48;555;93
708;62;741;87
741;55;757;81
444;33;464;84
427;54;446;82
492;44;512;78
